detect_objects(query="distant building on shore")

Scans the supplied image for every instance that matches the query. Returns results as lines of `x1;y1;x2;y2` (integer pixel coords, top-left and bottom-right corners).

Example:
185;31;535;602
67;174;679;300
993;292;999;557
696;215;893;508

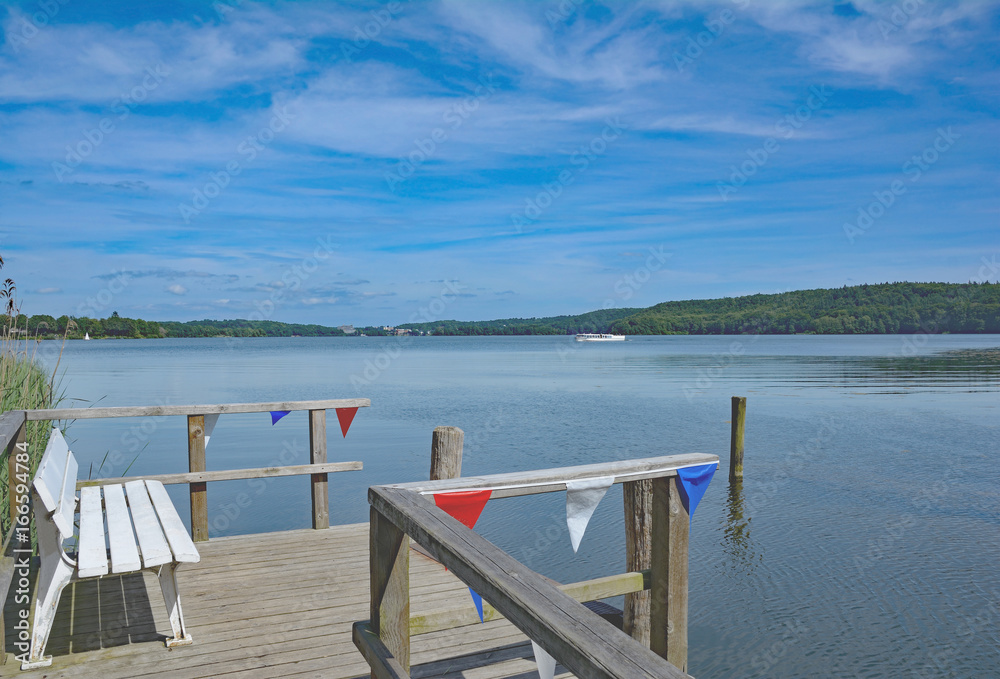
338;325;355;335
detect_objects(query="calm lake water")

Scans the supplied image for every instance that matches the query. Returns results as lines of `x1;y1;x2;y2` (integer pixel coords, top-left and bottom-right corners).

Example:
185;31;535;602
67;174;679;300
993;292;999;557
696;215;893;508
34;334;1000;678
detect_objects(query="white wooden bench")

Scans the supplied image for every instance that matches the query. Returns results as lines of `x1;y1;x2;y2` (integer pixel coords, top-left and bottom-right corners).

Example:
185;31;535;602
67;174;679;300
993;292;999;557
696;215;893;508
22;428;200;670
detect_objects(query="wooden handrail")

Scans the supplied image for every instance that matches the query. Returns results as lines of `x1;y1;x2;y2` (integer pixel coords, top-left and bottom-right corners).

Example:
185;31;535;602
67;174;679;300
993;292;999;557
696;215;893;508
364;455;718;679
77;461;363;488
25;398;370;420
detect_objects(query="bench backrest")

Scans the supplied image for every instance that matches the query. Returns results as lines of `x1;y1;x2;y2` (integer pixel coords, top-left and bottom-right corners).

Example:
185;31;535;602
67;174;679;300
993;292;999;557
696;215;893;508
33;428;78;540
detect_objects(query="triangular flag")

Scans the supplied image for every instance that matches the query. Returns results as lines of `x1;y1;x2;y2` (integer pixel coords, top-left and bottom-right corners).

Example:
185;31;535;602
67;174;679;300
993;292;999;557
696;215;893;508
565;476;614;553
270;410;290;425
434;490;493;622
203;413;220;448
336;407;358;438
531;641;557;679
676;463;717;519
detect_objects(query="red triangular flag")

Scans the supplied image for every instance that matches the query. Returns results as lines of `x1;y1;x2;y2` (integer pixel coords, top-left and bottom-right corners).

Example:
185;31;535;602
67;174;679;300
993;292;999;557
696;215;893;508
433;490;492;530
336;407;358;438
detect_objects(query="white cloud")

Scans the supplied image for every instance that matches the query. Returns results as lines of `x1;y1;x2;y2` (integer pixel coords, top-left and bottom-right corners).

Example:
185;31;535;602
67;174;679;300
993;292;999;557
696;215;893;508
166;284;187;295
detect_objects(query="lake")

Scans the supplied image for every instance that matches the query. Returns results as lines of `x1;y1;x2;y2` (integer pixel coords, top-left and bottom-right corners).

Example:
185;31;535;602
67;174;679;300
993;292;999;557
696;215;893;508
34;334;1000;678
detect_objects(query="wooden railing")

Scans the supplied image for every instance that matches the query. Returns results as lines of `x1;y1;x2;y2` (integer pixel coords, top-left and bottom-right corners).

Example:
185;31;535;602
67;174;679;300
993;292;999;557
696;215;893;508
10;399;369;542
353;453;718;679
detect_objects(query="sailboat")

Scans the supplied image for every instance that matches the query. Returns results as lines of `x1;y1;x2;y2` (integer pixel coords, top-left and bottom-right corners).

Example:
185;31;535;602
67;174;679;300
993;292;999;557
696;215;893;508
84;332;91;340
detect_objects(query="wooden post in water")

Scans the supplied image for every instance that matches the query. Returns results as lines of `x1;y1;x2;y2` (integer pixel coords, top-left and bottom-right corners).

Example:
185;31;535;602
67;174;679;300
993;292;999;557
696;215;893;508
309;409;329;529
650;475;689;672
623;479;652;646
187;415;209;542
730;396;746;482
430;426;464;481
370;507;410;674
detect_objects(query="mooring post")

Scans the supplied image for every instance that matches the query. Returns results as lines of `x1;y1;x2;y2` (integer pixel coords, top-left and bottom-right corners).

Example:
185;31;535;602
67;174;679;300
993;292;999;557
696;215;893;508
187;414;209;542
623;479;652;646
730;396;746;482
430;426;464;481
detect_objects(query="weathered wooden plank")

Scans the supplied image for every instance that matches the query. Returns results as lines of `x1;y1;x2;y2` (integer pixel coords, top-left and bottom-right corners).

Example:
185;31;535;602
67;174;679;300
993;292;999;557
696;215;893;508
370;486;691;679
429;426;463;481
103;484;142;573
309;409;329;530
623;478;652;646
124;481;172;568
390;453;718;498
410;570;649;635
25;399;371;421
76;461;362;488
187;415;208;542
146;481;200;563
370;507;410;672
650;476;689;672
77;486;109;578
353;621;411;679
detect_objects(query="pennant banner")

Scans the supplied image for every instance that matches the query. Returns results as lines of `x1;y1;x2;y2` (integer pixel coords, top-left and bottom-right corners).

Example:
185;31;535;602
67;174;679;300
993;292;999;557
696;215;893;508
336;407;358;438
676;463;718;519
203;413;220;448
531;641;557;679
565;476;614;553
270;410;290;425
433;490;493;622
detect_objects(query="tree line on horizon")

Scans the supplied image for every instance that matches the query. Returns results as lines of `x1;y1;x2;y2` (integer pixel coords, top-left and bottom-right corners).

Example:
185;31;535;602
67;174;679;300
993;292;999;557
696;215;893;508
11;282;1000;339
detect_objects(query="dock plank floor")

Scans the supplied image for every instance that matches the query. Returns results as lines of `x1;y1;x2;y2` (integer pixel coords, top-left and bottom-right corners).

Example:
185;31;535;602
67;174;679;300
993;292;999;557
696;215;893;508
2;524;573;678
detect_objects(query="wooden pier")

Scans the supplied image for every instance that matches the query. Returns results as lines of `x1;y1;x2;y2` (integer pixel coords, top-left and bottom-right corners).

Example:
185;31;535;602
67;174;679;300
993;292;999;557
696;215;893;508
1;401;718;678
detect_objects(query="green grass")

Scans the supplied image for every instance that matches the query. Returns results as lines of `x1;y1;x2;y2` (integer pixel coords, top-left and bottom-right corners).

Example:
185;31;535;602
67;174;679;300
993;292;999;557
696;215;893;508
0;315;63;539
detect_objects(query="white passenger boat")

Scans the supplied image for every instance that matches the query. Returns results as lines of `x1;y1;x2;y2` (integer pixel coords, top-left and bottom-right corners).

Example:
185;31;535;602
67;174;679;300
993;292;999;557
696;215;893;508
575;333;626;342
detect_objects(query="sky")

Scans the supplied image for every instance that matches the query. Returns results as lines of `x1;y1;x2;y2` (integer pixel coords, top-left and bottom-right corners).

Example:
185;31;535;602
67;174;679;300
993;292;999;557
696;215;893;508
0;0;998;326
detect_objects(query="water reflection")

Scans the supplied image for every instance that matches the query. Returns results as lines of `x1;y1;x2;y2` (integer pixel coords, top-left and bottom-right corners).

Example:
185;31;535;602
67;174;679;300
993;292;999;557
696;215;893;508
721;479;761;576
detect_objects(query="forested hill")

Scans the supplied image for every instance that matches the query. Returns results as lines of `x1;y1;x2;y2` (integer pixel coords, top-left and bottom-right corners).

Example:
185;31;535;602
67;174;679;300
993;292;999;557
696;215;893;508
13;282;1000;338
609;282;1000;335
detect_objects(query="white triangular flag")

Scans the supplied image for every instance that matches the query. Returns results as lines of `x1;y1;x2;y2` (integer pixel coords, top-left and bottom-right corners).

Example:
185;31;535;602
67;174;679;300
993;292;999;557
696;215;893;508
531;641;556;679
203;413;220;448
565;475;614;553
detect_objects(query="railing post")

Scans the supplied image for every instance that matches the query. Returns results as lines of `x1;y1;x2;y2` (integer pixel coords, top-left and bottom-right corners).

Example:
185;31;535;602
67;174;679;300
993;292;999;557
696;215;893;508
370;506;410;674
623;478;652;646
430;426;463;480
187;415;208;542
730;395;746;481
309;409;329;529
650;475;689;672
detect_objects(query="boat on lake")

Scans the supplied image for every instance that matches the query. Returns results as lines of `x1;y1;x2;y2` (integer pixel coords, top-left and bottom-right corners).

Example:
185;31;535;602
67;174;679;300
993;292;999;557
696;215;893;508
575;333;625;342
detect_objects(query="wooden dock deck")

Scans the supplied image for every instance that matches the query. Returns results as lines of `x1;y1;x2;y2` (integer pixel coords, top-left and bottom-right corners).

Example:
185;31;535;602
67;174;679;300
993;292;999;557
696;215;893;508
3;524;569;678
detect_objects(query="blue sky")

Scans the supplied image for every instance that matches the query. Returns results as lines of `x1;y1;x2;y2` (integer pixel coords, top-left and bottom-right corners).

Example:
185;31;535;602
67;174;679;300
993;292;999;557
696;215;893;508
1;0;998;326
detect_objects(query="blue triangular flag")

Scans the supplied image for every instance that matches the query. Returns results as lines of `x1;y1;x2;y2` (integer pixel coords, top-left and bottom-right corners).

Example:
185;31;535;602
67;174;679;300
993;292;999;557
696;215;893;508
676;463;717;519
469;587;484;623
270;410;290;425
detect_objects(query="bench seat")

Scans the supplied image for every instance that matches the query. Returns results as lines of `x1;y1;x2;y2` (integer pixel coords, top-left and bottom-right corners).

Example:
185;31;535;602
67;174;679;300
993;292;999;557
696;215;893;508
22;429;200;670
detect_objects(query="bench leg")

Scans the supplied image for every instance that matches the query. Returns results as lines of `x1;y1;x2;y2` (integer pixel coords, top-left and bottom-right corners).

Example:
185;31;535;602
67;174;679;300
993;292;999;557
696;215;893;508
157;563;193;647
21;555;74;670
